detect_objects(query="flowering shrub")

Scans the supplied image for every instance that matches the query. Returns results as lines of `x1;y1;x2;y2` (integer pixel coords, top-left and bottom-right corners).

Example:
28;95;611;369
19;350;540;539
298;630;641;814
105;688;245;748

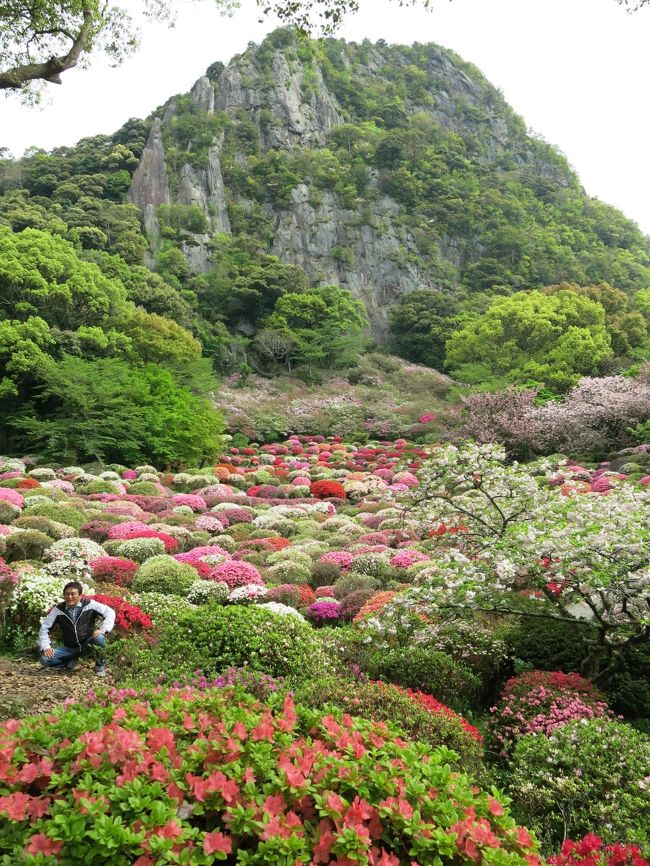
229;584;269;604
131;555;197;596
90;556;139;588
549;835;650;866
403;687;483;744
108;520;151;539
116;529;180;553
320;550;354;569
390;550;429;568
194;515;225;533
0;487;24;508
310;479;347;499
171;493;207;511
187;580;229;606
339;589;377;621
353;590;397;622
91;593;153;634
306;599;343;625
259;601;306;620
116;537;166;563
489;671;611;756
0;688;542;866
508;718;650;851
174;545;231;563
266;584;301;607
209;666;284;699
209;560;264;589
365;646;481;714
44;536;105;563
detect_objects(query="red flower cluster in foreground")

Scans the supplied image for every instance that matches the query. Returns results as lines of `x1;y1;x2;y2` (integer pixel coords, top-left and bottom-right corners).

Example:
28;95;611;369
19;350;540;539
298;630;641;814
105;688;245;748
549;834;650;866
91;593;152;634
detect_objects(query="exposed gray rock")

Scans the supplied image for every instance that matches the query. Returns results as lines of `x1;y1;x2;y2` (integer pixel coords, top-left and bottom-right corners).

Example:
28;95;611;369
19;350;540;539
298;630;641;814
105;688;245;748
127;118;170;252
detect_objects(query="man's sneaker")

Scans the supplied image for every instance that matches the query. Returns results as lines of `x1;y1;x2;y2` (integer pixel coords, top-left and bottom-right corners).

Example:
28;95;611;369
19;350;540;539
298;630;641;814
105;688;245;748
94;666;106;677
66;659;78;672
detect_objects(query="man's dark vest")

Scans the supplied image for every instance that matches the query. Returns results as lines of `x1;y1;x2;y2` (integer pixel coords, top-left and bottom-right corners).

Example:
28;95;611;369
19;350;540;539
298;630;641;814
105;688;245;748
54;598;100;648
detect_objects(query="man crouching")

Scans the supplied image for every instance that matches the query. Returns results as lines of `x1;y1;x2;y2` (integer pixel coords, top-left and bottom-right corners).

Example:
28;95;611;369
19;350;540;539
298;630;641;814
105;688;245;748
39;581;116;677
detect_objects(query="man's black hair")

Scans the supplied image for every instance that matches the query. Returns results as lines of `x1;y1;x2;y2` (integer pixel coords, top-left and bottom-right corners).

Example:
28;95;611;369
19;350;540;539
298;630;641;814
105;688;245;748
63;581;83;594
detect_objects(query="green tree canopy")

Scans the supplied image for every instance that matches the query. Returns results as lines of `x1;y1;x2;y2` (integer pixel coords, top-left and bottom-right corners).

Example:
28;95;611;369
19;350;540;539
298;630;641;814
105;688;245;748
266;283;367;370
542;281;650;361
9;355;223;466
388;289;460;369
445;289;613;392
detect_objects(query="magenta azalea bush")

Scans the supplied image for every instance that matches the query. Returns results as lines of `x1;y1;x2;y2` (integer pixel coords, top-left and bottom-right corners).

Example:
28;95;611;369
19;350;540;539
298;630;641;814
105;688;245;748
0;687;543;866
307;600;343;625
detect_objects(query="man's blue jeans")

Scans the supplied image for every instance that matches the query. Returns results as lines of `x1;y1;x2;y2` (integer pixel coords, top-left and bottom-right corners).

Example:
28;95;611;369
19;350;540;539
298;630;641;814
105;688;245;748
40;634;106;669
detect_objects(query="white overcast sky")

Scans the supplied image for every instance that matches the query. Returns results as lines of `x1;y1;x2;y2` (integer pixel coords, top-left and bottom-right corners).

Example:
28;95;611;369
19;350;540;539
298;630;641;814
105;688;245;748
2;0;650;234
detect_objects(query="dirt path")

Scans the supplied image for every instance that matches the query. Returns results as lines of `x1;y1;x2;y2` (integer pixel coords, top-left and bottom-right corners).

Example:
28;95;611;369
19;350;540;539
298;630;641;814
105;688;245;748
0;656;114;722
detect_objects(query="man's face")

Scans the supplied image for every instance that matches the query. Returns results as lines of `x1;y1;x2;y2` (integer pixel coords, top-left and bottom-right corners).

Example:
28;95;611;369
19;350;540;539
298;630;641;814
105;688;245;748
63;588;81;605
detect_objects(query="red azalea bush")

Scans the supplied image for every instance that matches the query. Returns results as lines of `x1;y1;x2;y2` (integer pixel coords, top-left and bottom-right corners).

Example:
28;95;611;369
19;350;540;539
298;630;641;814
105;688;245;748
15;477;40;489
310;479;347;499
91;593;153;634
296;584;317;606
549;834;650;866
489;671;611;756
90;557;139;588
0;688;542;866
186;560;212;578
404;687;483;744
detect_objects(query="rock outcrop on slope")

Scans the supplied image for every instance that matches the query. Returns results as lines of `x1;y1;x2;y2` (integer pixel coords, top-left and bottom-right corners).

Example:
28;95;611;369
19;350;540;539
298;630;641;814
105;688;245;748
127;30;650;336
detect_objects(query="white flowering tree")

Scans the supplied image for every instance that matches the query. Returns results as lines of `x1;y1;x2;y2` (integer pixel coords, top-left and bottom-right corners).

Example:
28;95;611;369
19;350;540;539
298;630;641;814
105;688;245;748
392;444;650;682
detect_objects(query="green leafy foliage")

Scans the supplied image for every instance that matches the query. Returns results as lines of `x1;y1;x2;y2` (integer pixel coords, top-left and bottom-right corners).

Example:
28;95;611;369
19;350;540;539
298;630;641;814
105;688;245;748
445;289;614;391
364;645;481;713
8;356;223;467
508;719;650;851
120;604;330;685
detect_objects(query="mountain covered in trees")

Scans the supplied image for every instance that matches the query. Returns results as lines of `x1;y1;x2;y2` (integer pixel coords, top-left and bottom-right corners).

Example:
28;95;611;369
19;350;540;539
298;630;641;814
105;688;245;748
0;29;649;460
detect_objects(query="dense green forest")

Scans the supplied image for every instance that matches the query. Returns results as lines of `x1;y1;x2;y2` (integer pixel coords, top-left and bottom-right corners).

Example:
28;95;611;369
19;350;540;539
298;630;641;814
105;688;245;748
1;30;649;460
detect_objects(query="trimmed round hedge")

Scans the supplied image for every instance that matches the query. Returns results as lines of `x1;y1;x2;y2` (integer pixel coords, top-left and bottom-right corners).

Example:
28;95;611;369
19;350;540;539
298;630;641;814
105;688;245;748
508;718;650;852
149;605;330;684
131;555;197;595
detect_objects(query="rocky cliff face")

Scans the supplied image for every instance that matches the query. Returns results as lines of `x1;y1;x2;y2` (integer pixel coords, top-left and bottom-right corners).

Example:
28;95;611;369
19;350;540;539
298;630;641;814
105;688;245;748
126;33;585;335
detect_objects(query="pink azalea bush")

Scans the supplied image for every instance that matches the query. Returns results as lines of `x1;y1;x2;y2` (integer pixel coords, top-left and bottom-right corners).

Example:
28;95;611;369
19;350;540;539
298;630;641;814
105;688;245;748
108;521;151;540
390;550;429;568
174;546;231;563
171;493;207;511
194;515;225;533
489;671;611;756
0;488;24;508
208;560;264;589
306;599;342;625
320;551;354;570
